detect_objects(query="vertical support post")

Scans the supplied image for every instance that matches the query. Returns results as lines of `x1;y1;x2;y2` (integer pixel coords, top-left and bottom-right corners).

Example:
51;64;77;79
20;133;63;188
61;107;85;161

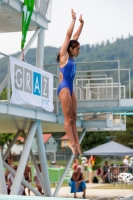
81;76;83;100
40;0;47;16
10;121;38;195
98;86;99;99
118;60;121;105
111;79;113;99
105;75;107;99
36;29;45;69
129;69;131;98
7;58;10;103
53;129;86;197
30;150;44;189
36;121;52;196
0;150;7;194
35;0;39;12
22;132;45;190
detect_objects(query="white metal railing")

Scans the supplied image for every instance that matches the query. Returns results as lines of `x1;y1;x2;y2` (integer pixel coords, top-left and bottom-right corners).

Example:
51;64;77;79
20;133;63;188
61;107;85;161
108;166;133;184
0;53;131;114
43;61;131;102
76;61;131;100
76;82;126;100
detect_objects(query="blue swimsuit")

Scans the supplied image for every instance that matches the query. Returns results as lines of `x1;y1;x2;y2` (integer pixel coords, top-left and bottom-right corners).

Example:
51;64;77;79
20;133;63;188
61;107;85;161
57;58;76;96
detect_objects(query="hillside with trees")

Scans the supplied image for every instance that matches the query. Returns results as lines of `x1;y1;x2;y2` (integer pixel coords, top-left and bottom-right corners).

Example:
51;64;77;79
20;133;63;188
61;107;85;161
1;35;133;92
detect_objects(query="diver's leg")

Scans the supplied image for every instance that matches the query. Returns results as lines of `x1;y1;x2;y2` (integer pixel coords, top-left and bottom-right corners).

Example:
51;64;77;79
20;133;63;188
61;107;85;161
59;88;78;155
71;92;82;155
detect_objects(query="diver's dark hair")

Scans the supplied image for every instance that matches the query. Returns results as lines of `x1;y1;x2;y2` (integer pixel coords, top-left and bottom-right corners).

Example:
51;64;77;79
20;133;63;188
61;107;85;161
56;40;80;63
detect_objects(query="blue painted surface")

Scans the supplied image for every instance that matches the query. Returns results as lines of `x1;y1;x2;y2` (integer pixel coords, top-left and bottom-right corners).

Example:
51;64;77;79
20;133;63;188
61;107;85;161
33;72;41;96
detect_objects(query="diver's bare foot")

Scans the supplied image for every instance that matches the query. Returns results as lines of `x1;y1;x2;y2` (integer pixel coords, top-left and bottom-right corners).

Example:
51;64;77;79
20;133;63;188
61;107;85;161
76;143;82;155
69;144;78;156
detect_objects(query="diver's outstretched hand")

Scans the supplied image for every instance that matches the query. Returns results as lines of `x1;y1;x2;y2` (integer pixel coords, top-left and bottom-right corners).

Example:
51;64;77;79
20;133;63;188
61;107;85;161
71;9;76;20
79;14;84;24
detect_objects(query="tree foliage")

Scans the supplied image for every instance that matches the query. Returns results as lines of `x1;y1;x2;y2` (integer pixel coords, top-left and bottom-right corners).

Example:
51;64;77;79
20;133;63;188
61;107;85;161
81;131;110;152
81;116;133;152
0;133;15;153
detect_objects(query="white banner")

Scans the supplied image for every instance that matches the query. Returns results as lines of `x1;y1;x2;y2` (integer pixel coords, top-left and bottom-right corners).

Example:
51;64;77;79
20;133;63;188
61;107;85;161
9;56;54;112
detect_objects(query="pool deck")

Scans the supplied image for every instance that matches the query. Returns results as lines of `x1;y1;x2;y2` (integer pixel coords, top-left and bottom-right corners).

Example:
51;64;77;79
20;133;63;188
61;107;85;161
26;183;133;199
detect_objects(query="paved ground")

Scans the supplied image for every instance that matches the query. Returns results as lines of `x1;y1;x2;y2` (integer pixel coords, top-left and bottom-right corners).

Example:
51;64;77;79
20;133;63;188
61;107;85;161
26;184;133;200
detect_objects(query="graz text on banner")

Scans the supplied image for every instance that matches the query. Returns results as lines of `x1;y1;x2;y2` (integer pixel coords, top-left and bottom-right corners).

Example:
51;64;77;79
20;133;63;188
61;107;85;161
9;57;54;112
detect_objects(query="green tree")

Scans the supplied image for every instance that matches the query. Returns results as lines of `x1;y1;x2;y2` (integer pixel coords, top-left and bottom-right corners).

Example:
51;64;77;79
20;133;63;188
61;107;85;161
0;89;15;154
0;88;7;100
0;133;15;154
81;131;109;152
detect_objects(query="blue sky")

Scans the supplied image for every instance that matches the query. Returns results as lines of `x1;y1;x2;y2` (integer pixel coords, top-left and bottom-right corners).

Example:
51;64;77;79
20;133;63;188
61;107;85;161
1;0;133;55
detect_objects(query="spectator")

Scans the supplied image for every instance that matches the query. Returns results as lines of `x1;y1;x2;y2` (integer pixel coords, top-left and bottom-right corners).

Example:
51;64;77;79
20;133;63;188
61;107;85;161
123;156;129;166
34;164;43;195
72;158;79;171
91;155;96;167
79;157;87;173
69;166;86;198
5;157;14;182
95;168;103;178
102;161;109;183
24;163;32;195
7;165;25;195
87;156;93;184
110;164;119;183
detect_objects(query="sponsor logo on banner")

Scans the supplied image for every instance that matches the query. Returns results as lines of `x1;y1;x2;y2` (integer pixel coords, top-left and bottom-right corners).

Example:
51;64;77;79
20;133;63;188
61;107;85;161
15;65;49;98
10;57;53;112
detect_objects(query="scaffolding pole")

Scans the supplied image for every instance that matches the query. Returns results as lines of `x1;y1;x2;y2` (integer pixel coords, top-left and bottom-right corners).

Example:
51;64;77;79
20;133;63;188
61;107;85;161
10;121;38;195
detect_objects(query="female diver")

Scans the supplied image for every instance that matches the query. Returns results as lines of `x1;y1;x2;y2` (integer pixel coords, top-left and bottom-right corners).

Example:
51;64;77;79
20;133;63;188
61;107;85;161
57;9;84;156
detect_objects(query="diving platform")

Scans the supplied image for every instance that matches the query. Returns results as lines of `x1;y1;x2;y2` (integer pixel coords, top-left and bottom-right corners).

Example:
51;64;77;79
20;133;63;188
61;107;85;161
0;0;51;33
0;53;131;198
0;0;133;199
77;98;133;113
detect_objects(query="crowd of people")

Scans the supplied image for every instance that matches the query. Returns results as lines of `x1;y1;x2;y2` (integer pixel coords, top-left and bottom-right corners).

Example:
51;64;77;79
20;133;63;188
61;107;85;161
4;156;43;195
95;156;131;184
70;154;132;198
3;154;132;197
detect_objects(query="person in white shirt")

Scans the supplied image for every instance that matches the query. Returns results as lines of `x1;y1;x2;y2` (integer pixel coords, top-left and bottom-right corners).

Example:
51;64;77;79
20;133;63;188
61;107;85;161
7;165;25;195
123;156;129;166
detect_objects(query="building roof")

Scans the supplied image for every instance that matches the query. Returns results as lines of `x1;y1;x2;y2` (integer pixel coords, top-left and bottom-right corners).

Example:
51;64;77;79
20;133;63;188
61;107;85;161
17;136;25;142
42;134;52;143
60;134;68;140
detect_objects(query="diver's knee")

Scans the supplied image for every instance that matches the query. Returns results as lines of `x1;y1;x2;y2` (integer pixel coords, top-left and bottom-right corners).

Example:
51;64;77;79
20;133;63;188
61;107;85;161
72;113;77;121
64;116;73;126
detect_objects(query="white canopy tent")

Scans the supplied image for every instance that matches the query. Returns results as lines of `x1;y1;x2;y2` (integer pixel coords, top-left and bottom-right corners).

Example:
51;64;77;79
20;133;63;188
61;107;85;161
83;141;133;156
